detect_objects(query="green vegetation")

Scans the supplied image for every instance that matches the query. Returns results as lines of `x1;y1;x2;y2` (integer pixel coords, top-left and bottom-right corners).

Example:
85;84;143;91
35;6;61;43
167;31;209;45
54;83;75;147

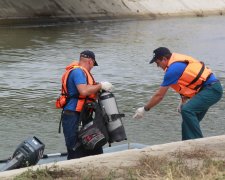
14;148;225;180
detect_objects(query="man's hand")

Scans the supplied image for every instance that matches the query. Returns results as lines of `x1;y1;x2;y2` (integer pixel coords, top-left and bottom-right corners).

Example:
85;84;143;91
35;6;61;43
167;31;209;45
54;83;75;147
177;101;182;113
100;81;113;91
133;107;145;119
177;96;188;113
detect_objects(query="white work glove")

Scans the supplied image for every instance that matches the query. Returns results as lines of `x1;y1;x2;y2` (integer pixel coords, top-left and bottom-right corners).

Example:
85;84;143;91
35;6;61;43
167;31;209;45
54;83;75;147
100;81;113;91
133;107;145;119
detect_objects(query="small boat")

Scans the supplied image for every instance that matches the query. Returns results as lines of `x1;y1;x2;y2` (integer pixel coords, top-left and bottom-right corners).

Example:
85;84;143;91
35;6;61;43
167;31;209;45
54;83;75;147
0;136;147;172
38;142;147;165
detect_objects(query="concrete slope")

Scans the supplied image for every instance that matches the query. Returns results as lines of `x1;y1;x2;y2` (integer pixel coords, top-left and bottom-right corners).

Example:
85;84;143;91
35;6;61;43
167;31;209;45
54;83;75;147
0;135;225;179
0;0;225;24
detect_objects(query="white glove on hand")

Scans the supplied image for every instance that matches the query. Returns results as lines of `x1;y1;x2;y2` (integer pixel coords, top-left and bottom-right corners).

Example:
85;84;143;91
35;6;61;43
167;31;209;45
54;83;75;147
100;81;113;91
133;107;145;119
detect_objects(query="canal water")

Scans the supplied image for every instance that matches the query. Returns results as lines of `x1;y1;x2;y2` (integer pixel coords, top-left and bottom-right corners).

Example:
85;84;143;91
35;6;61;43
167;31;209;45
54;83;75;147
0;15;224;158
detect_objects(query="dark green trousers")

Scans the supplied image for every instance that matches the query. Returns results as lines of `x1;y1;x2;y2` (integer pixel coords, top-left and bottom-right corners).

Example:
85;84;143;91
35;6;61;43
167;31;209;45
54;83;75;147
181;81;223;140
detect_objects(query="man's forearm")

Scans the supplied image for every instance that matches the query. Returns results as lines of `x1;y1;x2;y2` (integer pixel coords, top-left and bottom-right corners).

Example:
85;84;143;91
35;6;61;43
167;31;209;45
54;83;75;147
144;94;164;111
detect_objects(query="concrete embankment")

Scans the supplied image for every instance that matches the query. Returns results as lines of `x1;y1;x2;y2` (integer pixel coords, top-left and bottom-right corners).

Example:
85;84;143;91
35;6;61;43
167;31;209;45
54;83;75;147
1;0;225;25
0;135;225;179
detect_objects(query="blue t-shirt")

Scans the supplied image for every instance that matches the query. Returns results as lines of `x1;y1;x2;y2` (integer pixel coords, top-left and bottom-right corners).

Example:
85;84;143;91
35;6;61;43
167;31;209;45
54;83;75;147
64;68;87;111
161;62;217;87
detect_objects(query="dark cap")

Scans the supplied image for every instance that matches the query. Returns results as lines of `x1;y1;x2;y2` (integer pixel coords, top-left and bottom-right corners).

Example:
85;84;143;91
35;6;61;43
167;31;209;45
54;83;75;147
80;50;98;66
150;47;171;64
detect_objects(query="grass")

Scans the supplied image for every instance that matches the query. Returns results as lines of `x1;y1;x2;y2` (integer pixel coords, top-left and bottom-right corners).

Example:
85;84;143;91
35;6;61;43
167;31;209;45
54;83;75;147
14;148;225;180
13;165;75;180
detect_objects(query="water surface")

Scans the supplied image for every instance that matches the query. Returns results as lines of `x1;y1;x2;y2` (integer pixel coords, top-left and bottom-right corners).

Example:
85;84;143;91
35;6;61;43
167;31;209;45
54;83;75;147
0;16;224;158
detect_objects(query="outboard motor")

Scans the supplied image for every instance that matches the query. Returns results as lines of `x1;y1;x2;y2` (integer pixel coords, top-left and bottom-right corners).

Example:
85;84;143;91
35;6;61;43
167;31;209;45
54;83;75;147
0;136;45;171
99;91;127;143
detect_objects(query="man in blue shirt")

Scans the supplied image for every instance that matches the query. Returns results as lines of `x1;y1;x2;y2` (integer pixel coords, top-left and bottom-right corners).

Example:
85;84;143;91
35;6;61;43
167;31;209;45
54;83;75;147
61;50;112;159
133;47;223;140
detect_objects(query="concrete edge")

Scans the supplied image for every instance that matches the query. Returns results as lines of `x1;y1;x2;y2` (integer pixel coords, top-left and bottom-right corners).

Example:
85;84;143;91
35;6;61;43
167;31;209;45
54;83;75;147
0;135;225;179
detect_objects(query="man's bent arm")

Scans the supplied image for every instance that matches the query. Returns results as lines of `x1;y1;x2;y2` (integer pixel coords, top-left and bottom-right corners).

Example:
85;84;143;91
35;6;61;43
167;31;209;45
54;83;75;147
77;84;101;96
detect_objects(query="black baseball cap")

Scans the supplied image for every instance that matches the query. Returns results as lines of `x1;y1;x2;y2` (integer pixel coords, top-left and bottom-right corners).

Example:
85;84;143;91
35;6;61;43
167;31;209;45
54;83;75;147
150;47;171;64
80;50;98;66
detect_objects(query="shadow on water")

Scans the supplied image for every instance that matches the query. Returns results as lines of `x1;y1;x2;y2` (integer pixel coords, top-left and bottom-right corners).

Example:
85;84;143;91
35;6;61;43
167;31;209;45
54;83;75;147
0;16;225;158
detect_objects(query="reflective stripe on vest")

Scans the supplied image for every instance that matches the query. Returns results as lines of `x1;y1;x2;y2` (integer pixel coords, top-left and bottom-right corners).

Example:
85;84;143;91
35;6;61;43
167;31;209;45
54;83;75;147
166;53;212;98
61;61;96;112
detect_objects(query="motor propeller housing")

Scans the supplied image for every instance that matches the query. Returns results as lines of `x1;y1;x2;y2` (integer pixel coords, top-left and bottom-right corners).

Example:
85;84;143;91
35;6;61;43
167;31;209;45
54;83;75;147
0;136;45;171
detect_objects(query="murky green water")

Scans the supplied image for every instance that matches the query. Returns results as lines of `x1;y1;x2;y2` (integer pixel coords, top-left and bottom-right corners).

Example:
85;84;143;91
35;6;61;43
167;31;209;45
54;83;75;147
0;16;224;158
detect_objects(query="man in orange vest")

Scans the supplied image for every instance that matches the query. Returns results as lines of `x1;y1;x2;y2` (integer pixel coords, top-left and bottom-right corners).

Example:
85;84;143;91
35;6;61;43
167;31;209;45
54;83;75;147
133;47;223;140
61;50;112;159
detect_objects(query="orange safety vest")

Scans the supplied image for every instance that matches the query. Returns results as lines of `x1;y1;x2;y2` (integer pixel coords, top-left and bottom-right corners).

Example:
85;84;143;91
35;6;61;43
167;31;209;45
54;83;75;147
56;61;96;112
166;53;212;98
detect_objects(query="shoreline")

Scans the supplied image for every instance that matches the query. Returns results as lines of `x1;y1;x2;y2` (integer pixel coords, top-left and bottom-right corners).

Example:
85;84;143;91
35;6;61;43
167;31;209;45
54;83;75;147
0;135;225;179
1;0;225;26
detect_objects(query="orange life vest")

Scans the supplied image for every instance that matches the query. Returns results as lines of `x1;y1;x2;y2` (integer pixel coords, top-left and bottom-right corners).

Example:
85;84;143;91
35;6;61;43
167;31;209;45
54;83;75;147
56;61;96;112
166;53;212;98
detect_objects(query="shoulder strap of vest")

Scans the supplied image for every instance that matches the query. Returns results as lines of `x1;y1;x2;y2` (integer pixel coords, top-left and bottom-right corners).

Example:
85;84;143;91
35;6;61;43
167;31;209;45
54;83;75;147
186;62;205;87
74;67;96;102
62;66;89;99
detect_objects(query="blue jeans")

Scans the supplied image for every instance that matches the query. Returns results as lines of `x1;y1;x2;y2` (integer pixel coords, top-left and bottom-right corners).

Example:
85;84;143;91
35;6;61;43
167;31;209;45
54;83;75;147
62;111;80;157
62;111;103;159
181;81;223;140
